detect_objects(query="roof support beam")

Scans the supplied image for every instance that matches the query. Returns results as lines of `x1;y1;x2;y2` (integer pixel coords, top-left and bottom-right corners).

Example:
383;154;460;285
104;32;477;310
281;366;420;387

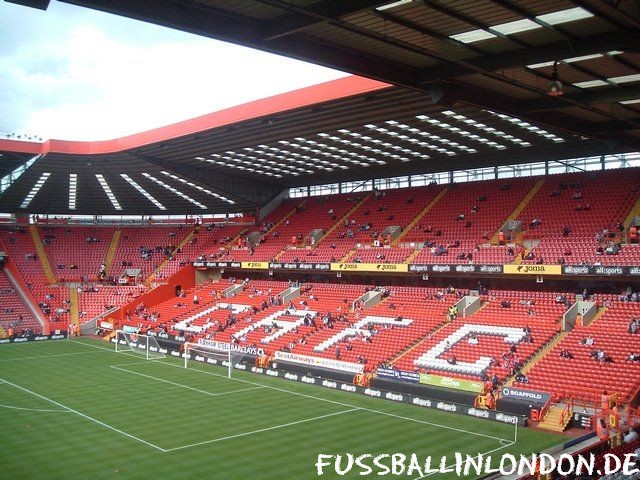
261;0;390;40
417;30;640;83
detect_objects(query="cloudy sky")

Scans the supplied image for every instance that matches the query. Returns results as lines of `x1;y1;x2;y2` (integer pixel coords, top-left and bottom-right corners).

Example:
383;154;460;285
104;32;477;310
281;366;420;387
0;1;348;141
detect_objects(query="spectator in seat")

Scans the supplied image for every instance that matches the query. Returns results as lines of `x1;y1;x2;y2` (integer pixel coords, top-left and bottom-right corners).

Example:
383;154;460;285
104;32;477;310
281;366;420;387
529;218;542;229
593;349;606;362
630;225;638;243
581;336;595;346
626;352;640;362
605;242;621;255
560;348;573;359
628;319;638;334
562;225;571;237
514;372;528;384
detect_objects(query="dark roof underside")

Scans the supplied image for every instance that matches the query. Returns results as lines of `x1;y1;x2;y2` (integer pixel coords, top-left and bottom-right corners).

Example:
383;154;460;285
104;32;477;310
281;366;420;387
0;0;638;214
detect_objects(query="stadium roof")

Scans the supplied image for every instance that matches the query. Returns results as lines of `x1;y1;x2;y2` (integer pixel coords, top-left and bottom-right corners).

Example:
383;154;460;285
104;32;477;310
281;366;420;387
1;0;639;215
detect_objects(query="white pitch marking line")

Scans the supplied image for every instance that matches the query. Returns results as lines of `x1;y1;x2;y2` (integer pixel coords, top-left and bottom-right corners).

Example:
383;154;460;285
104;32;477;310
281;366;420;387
164;408;359;452
110;365;265;397
0;350;110;362
0;403;70;413
158;361;508;443
0;378;165;452
70;340;514;444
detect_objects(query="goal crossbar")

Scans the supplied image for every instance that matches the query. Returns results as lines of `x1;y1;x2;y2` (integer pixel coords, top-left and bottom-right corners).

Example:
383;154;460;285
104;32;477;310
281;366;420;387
114;330;165;360
184;341;234;378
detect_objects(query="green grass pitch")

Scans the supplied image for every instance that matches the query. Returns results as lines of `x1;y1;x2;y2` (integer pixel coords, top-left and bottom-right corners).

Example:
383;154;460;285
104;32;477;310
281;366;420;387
0;338;563;479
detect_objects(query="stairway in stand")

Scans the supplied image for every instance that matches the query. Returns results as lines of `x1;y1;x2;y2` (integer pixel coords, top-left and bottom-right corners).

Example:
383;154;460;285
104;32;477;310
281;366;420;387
538;405;571;432
104;230;121;275
506;330;567;386
146;228;196;285
387;315;451;364
69;287;79;327
394;187;448;245
490;179;545;244
316;194;371;244
29;225;56;284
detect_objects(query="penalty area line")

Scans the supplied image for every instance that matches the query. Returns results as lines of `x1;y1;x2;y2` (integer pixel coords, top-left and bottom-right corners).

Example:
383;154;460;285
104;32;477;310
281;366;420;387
68;340;517;446
0;350;112;362
110;364;266;397
0;378;166;452
0;403;70;413
163;408;360;452
158;361;508;443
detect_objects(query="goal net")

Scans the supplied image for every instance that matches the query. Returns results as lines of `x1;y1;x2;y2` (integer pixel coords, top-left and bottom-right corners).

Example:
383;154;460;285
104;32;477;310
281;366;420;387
184;341;263;379
114;330;165;360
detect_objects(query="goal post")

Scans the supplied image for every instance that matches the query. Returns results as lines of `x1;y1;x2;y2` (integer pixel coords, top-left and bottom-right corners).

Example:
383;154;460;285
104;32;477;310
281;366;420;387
184;342;233;378
183;340;266;379
114;330;165;360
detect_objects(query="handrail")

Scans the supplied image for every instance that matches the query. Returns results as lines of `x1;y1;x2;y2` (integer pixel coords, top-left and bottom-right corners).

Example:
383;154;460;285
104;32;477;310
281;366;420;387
626;381;640;406
559;396;574;426
538;396;552;422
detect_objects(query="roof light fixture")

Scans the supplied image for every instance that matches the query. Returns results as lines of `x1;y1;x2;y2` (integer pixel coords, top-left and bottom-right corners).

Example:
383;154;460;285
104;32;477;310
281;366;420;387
20;172;50;209
547;61;564;96
95;174;122;210
68;174;77;210
120;173;166;210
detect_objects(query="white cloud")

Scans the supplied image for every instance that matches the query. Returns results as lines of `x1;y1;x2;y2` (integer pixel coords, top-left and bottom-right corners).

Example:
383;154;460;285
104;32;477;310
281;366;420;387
0;2;348;141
